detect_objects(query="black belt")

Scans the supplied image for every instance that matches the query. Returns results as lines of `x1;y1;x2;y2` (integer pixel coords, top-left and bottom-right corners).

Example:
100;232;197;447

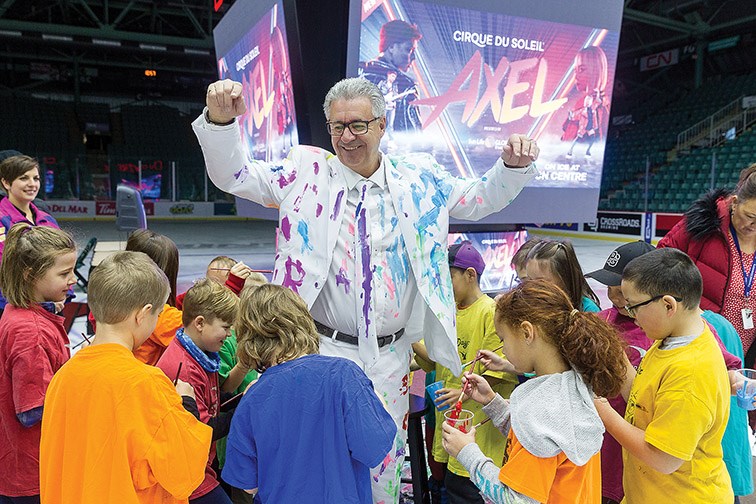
314;320;404;348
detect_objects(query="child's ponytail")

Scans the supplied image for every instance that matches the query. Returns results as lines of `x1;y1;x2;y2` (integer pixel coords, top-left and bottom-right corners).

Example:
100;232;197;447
496;279;626;397
0;223;76;308
560;310;626;397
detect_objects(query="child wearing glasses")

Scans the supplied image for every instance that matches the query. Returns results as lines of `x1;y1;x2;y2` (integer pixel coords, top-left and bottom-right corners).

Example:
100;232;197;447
593;247;733;504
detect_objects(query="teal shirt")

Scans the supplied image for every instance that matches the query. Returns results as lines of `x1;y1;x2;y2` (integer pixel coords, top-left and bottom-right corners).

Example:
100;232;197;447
581;296;600;313
702;310;753;496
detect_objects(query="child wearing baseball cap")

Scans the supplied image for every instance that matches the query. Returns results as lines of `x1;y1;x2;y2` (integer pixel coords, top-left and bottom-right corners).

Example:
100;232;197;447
585;241;655;504
586;241;743;503
417;241;518;503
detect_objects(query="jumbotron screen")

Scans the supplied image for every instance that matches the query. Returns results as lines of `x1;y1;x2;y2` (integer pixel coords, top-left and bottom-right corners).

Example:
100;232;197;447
213;0;299;219
347;0;623;223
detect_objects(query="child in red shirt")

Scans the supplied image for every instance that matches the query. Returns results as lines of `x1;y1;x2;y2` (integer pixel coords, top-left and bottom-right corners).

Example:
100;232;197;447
157;278;239;504
0;223;77;502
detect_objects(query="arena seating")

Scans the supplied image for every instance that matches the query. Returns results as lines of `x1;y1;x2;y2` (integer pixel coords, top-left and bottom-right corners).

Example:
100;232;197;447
600;72;756;213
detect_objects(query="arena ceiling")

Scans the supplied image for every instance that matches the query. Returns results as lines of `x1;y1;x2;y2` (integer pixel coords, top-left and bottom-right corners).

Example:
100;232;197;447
0;0;754;103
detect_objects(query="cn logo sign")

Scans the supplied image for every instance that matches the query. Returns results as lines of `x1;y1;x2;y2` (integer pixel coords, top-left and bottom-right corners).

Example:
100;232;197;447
640;49;679;72
214;0;223;12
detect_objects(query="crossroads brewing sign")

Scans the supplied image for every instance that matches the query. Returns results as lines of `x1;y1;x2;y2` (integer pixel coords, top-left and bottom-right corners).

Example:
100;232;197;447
583;211;642;235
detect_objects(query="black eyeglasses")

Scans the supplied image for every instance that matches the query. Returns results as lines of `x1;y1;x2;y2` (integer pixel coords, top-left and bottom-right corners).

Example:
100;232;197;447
326;117;379;136
624;294;681;318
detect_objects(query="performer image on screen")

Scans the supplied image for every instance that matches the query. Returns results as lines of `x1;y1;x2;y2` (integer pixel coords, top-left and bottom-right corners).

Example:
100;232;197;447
377;71;398;138
360;20;422;132
566;91;603;158
194;77;539;504
561;46;609;159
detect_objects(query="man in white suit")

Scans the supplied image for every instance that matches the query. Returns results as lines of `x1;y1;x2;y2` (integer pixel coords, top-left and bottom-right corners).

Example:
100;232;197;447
193;77;538;503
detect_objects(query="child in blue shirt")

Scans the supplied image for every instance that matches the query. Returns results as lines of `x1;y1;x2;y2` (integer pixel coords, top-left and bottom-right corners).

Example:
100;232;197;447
222;284;396;503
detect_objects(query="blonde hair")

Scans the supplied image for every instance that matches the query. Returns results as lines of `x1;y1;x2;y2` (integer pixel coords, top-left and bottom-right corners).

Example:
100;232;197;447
88;251;170;324
235;284;318;372
182;277;239;327
0;223;76;308
208;255;236;270
240;272;268;294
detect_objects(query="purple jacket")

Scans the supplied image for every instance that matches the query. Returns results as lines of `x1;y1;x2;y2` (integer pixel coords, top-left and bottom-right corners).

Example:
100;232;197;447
0;197;59;258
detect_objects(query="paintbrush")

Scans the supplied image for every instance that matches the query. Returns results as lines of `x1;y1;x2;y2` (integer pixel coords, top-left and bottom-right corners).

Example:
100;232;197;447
173;362;183;385
473;418;492;429
209;268;273;273
68;332;93;350
461;344;505;369
220;392;244;409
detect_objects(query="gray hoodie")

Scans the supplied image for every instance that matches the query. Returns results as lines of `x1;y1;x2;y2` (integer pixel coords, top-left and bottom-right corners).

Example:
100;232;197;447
456;369;604;503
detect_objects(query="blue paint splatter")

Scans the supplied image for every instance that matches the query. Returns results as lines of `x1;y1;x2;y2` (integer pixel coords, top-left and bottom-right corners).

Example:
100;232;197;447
378;194;386;233
423;242;450;304
386;236;409;307
297;220;313;253
416;207;440;234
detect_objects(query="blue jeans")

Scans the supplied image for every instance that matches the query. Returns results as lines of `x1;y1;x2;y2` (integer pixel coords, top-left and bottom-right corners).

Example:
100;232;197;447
191;486;233;504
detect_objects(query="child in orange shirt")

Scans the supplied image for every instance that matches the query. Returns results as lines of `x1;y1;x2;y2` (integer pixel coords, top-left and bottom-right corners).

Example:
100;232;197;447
40;251;212;504
125;229;183;365
442;279;627;504
0;224;76;503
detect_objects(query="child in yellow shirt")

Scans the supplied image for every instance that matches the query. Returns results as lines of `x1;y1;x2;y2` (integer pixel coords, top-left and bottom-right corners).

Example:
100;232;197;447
594;248;732;503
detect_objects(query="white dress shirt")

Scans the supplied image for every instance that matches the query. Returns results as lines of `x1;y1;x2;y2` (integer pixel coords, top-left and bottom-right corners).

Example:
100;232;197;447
310;155;418;344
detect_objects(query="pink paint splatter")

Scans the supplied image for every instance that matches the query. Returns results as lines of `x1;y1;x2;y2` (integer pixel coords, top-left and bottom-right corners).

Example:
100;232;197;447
373;453;392;482
280;216;292;241
316;203;323;218
313;161;319;174
476;196;484;204
382;271;396;300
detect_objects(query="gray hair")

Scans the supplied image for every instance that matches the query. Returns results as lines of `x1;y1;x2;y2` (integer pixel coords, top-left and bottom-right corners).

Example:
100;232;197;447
322;77;386;119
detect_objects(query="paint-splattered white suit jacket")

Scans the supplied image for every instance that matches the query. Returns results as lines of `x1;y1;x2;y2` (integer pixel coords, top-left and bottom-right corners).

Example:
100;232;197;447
193;116;536;375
